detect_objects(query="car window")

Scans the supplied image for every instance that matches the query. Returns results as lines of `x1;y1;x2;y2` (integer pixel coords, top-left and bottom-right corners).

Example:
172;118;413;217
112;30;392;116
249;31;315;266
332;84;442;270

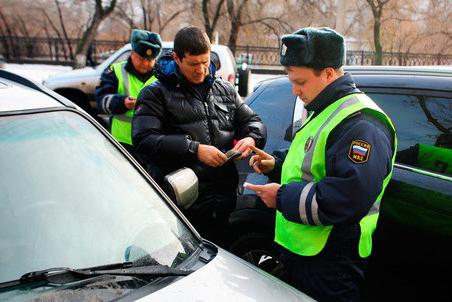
248;84;297;152
211;51;221;71
368;93;452;176
292;97;307;135
225;47;237;71
161;47;172;56
0;111;198;283
112;50;131;65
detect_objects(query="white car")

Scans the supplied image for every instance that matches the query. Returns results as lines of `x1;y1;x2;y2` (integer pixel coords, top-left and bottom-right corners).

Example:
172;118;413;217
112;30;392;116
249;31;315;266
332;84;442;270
0;69;313;301
43;42;239;118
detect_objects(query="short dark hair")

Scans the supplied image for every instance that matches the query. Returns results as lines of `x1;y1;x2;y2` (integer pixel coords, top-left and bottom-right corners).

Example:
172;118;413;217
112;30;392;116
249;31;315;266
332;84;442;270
174;26;210;60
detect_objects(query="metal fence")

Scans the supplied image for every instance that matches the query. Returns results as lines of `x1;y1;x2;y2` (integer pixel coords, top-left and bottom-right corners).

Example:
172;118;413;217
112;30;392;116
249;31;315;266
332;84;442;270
0;36;126;66
2;36;452;70
236;45;452;70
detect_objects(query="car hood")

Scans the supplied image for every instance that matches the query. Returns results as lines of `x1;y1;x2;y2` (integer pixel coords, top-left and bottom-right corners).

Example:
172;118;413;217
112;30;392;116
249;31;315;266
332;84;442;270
139;248;314;302
45;67;97;82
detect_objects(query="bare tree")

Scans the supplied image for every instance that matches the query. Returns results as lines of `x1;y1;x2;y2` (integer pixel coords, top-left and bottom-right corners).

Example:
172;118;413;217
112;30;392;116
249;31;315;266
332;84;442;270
154;1;186;34
365;0;391;65
422;0;452;56
225;0;291;54
115;1;139;32
74;0;117;68
226;0;247;54
202;0;225;40
55;0;74;60
40;1;74;61
0;8;15;58
115;0;187;37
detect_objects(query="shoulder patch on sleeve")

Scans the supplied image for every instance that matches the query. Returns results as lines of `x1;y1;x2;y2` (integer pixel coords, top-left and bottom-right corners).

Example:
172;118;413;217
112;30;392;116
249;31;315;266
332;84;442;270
348;140;371;163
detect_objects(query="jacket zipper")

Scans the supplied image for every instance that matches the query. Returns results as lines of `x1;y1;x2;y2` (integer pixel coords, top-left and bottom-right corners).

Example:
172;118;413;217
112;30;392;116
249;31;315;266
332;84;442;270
203;96;216;146
176;73;216;147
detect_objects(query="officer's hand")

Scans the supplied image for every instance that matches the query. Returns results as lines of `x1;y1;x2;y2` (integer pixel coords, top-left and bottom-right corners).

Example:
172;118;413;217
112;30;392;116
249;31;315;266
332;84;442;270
243;182;280;208
198;144;228;167
124;96;136;110
232;137;255;159
248;145;275;174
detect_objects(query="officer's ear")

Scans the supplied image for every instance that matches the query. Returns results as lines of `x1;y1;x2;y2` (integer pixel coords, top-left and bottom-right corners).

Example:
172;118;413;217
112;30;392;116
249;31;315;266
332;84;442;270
323;67;342;84
323;67;335;80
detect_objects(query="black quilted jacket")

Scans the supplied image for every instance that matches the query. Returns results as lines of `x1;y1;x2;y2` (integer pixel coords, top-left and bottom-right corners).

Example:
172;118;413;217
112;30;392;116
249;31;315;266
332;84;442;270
132;54;266;191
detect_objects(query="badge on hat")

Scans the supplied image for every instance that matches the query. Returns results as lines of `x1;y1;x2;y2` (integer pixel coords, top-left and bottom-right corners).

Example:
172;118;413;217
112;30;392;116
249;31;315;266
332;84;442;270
281;43;287;56
348;140;371;163
146;49;153;56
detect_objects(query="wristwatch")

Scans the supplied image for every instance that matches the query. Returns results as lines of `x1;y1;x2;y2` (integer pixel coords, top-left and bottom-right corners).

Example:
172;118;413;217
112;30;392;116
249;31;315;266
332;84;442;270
188;140;199;156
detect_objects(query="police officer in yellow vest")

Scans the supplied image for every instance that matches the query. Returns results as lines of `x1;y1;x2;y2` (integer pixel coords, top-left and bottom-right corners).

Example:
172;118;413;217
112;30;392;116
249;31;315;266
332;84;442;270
245;27;396;301
96;29;162;156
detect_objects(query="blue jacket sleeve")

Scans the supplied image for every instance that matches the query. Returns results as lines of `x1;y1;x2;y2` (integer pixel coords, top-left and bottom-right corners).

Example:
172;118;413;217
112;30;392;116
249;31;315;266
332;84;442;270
276;112;394;226
95;67;128;115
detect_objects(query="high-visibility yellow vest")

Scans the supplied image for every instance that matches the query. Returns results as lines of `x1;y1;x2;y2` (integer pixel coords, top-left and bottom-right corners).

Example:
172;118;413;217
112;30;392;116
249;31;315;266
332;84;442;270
276;93;397;258
111;61;156;145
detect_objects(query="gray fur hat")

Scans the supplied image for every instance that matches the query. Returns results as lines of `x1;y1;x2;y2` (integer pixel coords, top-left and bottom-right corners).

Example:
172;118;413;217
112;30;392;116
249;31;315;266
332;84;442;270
280;27;346;69
130;29;162;59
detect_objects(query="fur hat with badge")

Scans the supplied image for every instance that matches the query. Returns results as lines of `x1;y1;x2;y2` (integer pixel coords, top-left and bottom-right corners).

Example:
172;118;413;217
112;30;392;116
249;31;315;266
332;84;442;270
130;29;162;60
280;27;346;69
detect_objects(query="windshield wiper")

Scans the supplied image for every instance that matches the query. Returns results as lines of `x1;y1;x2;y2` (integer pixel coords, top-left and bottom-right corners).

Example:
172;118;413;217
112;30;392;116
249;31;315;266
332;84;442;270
0;262;134;290
74;265;193;278
0;262;193;290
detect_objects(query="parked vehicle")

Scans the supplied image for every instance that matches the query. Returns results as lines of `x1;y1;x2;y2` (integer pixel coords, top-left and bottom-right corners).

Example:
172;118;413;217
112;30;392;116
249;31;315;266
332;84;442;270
230;66;452;301
0;70;314;301
42;42;241;120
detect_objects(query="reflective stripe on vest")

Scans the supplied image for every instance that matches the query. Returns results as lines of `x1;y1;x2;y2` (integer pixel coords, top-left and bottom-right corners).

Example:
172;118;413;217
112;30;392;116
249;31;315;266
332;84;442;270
275;93;397;258
111;61;156;145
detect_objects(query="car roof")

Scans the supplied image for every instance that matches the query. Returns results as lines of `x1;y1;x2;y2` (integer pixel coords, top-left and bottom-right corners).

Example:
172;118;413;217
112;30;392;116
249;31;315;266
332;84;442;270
254;66;452;94
0;70;73;112
347;66;452;92
345;65;452;76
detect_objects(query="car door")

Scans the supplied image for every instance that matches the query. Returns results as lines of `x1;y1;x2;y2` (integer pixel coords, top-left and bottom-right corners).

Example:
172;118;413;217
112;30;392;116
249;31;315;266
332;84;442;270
357;87;452;301
237;78;297;195
229;78;297;276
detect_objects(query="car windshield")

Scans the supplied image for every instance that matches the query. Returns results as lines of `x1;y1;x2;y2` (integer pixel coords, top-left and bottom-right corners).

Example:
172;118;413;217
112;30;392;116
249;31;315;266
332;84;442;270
0;110;198;284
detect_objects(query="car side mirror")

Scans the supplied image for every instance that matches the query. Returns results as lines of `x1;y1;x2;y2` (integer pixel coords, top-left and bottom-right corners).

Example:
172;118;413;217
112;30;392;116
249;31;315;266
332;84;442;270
164;168;198;209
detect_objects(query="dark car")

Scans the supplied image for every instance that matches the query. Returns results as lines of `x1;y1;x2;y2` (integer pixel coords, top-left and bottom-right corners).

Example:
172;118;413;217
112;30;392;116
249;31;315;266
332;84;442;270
229;66;452;301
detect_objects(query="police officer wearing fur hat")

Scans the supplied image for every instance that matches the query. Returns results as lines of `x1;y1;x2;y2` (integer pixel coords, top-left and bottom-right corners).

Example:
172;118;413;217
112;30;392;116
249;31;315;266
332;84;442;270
96;29;162;157
245;27;396;301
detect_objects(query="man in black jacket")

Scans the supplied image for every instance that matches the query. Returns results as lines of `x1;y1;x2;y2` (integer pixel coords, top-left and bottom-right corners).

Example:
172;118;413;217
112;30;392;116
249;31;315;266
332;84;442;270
132;26;266;246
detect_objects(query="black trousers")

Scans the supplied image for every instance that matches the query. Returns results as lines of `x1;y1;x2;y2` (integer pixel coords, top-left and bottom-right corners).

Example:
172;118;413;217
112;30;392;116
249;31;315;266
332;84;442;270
183;189;236;249
279;231;368;302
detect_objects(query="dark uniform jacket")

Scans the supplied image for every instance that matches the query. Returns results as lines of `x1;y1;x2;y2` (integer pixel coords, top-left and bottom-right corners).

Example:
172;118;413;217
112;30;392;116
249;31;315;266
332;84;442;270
95;57;154;115
271;73;395;241
132;53;267;193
